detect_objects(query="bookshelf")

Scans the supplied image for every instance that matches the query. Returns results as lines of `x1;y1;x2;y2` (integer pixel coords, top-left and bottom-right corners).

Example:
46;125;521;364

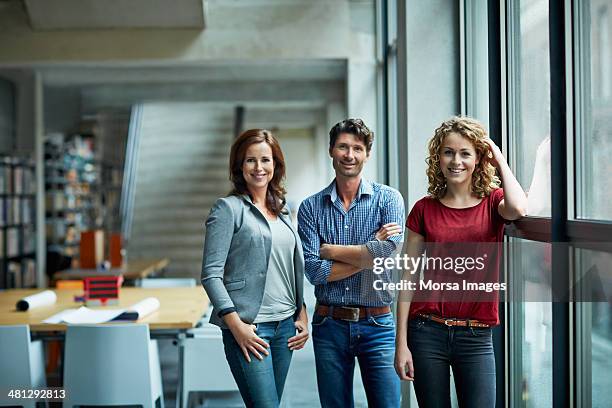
44;133;123;266
0;155;36;289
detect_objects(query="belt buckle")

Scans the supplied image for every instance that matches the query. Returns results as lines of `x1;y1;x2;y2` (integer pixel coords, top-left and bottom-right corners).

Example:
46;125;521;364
444;318;454;327
341;307;360;322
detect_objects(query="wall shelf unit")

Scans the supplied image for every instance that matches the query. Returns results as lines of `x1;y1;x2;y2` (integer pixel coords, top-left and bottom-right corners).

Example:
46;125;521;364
0;155;37;289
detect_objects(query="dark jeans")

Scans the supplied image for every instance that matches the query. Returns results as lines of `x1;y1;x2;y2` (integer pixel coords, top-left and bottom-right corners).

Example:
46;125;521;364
408;317;496;408
222;317;295;408
312;311;401;408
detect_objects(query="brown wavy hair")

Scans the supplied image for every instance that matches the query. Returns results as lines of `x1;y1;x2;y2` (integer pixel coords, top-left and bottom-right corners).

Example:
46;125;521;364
426;116;500;199
229;129;287;215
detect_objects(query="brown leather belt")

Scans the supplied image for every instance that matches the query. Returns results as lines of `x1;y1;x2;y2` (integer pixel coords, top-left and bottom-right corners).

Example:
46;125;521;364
316;304;391;322
418;313;490;328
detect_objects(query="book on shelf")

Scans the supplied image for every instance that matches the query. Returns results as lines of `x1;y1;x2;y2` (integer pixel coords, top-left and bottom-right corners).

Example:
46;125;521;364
0;197;5;227
0;165;5;194
12;197;20;225
7;262;19;287
13;166;22;194
4;197;11;224
7;227;18;257
0;159;11;194
22;199;32;224
23;225;35;254
7;260;35;288
23;259;36;287
23;167;35;194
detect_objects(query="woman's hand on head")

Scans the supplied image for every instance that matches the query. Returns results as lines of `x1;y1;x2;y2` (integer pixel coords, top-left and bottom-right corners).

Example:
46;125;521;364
483;138;505;169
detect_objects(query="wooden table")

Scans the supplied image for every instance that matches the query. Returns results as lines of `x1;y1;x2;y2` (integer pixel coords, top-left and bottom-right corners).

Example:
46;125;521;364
52;258;170;281
0;287;208;333
2;287;210;408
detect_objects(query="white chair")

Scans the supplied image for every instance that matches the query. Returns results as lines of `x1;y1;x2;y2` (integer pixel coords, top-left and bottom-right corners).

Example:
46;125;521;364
179;327;239;408
63;324;164;408
131;278;235;407
136;278;197;288
0;325;46;408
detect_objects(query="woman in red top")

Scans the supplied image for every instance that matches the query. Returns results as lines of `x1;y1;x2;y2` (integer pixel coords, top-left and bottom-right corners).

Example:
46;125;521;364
394;117;527;407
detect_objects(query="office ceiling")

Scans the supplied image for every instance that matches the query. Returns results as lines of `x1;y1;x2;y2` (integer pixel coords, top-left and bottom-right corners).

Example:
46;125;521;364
23;0;206;30
38;60;347;86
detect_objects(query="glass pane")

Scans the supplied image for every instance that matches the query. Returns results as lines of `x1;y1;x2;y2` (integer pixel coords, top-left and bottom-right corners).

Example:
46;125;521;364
577;0;612;220
510;239;553;407
516;0;552;217
576;249;612;408
591;300;612;408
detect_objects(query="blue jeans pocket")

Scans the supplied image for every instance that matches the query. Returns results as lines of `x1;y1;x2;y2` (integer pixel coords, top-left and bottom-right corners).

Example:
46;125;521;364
469;327;492;337
368;312;395;328
409;319;426;331
312;313;329;327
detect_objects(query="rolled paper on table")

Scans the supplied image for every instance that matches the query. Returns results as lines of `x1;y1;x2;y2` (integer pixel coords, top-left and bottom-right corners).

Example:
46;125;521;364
16;290;57;311
131;297;160;319
113;297;161;321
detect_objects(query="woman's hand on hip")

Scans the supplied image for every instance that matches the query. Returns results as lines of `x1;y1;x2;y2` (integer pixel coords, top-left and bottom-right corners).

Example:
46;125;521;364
288;313;309;350
394;344;415;381
225;313;269;362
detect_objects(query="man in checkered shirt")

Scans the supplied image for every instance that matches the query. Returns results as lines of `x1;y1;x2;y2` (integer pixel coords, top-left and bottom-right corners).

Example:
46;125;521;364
298;118;405;407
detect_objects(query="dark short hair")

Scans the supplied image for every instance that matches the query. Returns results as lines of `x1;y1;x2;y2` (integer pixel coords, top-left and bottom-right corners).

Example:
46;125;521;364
229;129;287;215
328;118;374;153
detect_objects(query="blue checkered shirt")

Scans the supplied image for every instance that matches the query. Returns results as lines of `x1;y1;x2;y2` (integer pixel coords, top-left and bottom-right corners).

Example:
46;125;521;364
297;179;405;306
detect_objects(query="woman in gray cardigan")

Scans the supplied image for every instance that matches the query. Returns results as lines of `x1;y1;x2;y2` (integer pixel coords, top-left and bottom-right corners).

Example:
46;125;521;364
201;129;309;408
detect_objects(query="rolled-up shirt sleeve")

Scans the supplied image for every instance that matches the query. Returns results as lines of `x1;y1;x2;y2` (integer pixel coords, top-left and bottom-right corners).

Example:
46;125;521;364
364;188;406;260
297;200;332;285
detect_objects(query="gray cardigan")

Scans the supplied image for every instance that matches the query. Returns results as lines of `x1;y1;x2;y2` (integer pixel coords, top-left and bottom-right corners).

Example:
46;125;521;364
201;195;305;328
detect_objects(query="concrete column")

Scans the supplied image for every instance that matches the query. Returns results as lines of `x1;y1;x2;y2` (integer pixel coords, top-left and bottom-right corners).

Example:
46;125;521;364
347;61;379;181
34;71;46;287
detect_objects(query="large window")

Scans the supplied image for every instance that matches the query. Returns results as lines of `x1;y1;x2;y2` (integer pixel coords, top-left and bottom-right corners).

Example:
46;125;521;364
509;239;553;407
506;1;612;407
574;1;612;407
388;0;612;406
575;249;612;408
507;1;554;406
509;0;552;217
576;0;612;220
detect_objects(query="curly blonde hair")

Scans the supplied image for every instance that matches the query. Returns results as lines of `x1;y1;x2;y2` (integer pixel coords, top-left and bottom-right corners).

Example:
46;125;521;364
426;116;500;199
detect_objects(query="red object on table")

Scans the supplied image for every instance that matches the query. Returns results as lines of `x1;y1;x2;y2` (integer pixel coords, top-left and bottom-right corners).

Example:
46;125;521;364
83;275;124;306
80;230;105;269
109;233;123;268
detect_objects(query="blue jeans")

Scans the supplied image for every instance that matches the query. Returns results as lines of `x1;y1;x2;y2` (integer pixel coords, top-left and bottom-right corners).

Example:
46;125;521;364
222;317;295;408
408;317;496;408
312;311;401;408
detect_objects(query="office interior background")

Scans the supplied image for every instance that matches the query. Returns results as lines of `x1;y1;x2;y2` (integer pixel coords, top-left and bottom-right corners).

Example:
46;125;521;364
0;0;611;407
